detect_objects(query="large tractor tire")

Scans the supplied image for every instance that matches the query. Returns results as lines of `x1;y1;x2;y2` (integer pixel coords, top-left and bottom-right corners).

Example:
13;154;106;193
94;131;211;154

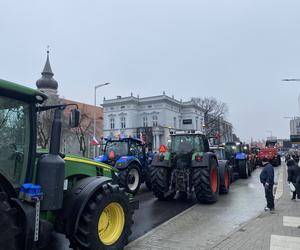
74;183;133;250
193;158;220;204
151;167;175;200
144;165;153;191
219;165;230;194
0;192;20;250
238;160;249;179
119;163;141;195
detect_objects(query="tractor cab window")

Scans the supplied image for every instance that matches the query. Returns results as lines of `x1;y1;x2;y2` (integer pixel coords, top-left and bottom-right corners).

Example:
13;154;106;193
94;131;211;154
171;135;204;154
0;96;30;186
129;141;142;157
105;141;128;159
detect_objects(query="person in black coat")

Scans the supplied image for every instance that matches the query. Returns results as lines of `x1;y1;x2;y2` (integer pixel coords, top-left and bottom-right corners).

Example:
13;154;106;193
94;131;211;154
287;159;300;200
259;158;274;211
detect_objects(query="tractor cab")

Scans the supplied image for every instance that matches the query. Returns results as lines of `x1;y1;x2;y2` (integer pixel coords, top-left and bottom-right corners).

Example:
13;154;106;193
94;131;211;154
0;79;46;194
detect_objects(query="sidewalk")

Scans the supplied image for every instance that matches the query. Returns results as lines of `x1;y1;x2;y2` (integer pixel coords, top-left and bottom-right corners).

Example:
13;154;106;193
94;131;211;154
126;164;300;250
211;163;300;250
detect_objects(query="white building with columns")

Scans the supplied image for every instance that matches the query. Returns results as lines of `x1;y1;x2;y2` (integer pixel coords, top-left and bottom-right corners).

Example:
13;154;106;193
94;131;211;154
102;94;205;151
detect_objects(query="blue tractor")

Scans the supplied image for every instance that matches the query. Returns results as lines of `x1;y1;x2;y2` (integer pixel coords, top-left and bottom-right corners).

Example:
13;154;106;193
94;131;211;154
225;142;252;179
95;137;154;195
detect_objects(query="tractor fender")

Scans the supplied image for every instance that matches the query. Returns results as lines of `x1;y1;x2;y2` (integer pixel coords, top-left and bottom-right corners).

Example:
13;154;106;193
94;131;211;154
63;176;111;238
191;152;218;168
114;156;142;170
151;155;170;168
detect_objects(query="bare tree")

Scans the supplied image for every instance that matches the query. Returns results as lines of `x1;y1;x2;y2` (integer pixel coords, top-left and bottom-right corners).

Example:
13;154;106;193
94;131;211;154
37;95;61;149
192;97;228;138
71;105;94;157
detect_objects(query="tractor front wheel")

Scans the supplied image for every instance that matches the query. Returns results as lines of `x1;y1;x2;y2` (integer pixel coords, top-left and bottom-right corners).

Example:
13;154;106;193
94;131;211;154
193;158;219;204
75;183;133;250
0;192;21;250
119;164;141;195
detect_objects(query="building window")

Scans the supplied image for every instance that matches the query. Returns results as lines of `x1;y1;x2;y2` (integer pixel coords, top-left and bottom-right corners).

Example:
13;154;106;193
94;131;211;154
173;117;177;128
121;105;125;109
143;117;148;127
153;115;158;127
110;118;115;129
121;117;126;129
110;107;114;110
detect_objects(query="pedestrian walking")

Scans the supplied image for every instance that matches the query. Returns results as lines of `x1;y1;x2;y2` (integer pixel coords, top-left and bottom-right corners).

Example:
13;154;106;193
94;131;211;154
259;158;274;211
287;159;300;200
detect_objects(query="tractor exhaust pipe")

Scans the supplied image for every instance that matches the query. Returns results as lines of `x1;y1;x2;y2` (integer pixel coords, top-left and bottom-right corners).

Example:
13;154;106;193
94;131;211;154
49;108;63;155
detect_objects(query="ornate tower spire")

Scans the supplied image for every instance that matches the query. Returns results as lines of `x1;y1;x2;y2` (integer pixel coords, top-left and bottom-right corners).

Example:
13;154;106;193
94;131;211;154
36;47;58;95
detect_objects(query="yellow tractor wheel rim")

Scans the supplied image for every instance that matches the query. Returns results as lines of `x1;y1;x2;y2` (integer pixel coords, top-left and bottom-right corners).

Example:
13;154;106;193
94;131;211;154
98;202;125;245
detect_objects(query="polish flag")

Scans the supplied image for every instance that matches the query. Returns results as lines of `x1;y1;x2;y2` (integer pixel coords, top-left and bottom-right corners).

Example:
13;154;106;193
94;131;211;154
90;137;99;145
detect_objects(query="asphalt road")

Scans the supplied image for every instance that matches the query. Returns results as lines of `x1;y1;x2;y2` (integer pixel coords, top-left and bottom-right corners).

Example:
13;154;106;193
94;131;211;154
49;165;279;249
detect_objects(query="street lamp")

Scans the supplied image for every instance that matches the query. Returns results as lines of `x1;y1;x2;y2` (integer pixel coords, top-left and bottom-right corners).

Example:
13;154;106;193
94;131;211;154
282;79;300;82
93;82;110;158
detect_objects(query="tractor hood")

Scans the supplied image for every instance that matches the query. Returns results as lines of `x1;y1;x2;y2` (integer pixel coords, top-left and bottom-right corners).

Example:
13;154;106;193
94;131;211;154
64;154;116;172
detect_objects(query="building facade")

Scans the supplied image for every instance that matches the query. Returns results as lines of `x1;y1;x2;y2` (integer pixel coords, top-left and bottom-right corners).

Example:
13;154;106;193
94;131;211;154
102;94;205;151
290;117;300;136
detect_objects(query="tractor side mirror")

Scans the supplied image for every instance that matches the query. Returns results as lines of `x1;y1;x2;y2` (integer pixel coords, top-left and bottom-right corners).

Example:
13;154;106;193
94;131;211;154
69;109;80;128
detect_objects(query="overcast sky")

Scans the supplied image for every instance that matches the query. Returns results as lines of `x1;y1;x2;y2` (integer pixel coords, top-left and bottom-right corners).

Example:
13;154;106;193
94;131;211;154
1;0;300;141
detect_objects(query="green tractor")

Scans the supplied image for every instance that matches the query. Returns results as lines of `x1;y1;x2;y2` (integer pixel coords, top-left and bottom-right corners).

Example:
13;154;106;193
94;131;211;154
0;79;137;250
150;131;230;203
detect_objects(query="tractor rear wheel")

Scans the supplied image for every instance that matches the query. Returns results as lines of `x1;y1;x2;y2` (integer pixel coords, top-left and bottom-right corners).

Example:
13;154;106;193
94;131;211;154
238;160;248;179
119;164;141;195
144;165;153;191
219;165;230;194
151;167;175;200
0;192;20;250
193;158;219;203
74;183;133;250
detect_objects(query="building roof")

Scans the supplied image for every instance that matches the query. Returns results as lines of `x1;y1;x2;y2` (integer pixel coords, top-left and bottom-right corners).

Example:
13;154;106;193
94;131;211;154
102;94;203;111
0;78;47;103
36;50;58;90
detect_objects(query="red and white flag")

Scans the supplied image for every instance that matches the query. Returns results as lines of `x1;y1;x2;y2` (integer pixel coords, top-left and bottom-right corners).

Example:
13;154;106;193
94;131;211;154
90;137;99;145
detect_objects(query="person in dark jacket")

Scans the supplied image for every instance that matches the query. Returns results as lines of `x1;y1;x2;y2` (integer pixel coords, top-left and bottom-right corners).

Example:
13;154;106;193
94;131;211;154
259;158;274;211
287;159;300;200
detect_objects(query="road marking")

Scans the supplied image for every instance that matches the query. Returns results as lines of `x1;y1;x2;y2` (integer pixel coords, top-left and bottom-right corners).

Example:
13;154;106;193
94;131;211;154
283;216;300;228
270;235;300;250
